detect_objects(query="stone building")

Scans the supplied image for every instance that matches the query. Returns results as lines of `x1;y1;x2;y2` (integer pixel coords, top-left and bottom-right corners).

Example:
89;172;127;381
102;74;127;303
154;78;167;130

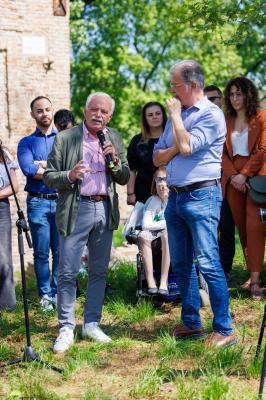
0;0;70;267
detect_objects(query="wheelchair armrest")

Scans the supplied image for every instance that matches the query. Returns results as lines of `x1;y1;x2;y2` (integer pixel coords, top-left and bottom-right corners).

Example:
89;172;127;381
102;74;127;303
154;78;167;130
126;226;142;245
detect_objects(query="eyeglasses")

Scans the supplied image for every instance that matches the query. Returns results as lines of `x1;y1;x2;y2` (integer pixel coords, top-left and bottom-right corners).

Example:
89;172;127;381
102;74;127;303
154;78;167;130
169;82;186;88
155;177;167;183
208;96;221;102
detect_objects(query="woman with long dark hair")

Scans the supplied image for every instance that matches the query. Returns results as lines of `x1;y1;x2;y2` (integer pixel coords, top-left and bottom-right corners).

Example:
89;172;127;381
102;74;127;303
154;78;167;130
0;145;19;310
127;101;167;205
222;77;266;299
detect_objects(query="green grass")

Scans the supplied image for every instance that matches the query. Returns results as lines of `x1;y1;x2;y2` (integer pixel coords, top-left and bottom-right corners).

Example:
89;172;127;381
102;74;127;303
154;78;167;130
106;298;157;323
0;237;265;399
112;224;125;248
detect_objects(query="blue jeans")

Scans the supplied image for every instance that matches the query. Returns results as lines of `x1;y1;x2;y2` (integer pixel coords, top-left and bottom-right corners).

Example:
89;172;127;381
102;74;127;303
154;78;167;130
27;196;59;297
165;185;233;336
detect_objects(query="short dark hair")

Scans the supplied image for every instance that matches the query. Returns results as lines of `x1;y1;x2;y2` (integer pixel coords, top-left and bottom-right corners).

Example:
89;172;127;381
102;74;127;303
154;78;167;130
204;85;222;96
224;77;259;120
140;102;167;142
54;109;76;131
30;96;52;110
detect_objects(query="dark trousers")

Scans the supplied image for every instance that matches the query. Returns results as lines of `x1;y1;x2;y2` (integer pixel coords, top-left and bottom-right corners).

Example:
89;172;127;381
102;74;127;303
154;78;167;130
0;199;16;310
218;199;235;275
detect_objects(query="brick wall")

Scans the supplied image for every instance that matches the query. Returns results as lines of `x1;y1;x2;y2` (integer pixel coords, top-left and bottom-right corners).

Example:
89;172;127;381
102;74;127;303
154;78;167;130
0;0;70;269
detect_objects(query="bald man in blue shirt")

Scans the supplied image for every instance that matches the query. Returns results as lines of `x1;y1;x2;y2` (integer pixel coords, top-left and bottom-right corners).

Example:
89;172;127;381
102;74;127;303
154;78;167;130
154;60;236;348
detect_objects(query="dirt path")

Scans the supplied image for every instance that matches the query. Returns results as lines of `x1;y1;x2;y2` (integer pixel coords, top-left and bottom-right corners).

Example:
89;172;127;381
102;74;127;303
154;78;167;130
112;243;138;264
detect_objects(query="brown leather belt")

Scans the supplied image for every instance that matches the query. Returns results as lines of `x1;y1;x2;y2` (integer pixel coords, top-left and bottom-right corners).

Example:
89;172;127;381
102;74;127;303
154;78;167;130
81;195;107;202
169;179;219;195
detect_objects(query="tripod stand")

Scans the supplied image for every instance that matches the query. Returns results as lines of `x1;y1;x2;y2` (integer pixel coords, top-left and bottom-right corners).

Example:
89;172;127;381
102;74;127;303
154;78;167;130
254;304;266;399
0;142;62;373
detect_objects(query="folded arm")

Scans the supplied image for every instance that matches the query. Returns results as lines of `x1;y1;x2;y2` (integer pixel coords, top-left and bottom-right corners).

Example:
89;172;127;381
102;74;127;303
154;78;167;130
17;138;44;180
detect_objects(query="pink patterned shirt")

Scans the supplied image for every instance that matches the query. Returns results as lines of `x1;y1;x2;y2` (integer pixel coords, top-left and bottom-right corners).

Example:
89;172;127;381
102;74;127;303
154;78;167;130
80;123;108;196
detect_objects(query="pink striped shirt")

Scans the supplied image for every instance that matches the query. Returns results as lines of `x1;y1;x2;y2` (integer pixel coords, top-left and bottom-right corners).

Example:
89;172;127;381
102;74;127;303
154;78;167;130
80;123;107;196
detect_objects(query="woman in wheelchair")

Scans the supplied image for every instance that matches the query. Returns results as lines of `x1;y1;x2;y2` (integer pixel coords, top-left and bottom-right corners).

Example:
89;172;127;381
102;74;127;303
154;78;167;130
139;167;170;295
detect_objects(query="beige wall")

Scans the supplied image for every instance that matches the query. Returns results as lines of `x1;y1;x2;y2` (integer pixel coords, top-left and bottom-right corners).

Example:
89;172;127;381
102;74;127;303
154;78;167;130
0;0;70;268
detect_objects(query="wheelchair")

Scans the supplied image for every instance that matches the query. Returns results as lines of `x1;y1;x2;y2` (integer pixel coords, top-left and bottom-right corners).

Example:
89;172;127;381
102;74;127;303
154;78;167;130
126;226;210;306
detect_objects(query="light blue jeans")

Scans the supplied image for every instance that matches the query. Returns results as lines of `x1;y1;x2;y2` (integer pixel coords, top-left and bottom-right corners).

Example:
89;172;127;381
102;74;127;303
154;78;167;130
165;185;233;336
27;196;59;297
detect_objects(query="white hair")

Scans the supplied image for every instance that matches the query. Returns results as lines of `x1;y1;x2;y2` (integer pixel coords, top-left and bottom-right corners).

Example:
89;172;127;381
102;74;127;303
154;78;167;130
170;60;204;89
85;92;115;114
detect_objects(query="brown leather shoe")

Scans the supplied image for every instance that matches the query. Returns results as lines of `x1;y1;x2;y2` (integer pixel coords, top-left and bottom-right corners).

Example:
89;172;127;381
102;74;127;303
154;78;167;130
205;332;237;348
173;323;206;340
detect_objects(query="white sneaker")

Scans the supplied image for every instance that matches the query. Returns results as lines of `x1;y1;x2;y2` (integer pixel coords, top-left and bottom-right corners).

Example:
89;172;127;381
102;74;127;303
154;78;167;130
82;322;112;343
53;327;74;354
40;294;53;312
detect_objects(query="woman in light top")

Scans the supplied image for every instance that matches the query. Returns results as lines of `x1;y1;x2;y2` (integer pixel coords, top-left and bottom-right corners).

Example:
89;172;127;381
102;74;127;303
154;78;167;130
0;145;19;310
139;167;170;295
222;77;266;299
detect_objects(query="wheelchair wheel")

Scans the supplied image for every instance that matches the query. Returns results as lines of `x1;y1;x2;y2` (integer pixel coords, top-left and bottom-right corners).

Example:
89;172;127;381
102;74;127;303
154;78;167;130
199;289;210;307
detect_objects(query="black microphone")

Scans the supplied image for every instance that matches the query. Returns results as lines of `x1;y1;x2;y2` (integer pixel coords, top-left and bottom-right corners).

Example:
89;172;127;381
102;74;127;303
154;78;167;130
96;130;114;169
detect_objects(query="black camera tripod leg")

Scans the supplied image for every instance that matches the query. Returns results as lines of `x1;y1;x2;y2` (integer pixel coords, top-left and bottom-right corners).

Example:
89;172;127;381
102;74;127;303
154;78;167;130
255;305;266;399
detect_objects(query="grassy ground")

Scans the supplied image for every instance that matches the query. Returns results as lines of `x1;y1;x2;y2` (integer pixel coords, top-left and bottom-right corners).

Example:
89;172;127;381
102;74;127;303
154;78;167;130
0;238;265;400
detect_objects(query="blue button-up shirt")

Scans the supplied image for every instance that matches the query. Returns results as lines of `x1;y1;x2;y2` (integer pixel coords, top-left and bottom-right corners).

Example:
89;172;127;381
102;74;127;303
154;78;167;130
17;128;57;194
154;96;226;186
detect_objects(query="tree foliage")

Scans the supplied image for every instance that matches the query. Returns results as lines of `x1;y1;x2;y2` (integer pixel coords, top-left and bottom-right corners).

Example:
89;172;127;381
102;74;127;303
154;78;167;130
70;0;265;141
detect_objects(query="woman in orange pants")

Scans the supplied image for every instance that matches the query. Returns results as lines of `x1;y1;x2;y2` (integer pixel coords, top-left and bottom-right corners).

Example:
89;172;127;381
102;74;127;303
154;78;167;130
222;77;266;300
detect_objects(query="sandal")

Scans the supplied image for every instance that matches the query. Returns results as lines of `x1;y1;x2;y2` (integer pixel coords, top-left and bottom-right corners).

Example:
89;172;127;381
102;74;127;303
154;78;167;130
250;283;264;300
241;277;251;289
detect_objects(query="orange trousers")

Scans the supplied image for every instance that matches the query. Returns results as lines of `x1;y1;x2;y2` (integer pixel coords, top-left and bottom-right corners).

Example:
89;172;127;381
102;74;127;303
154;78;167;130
226;156;266;272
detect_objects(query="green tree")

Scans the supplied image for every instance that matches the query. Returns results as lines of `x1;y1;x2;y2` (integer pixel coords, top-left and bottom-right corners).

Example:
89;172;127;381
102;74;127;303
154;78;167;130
70;0;263;140
188;0;266;95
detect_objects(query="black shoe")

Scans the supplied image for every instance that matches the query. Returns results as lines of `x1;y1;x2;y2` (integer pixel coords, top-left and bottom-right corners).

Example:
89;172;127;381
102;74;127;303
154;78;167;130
147;287;158;295
224;273;231;283
158;288;169;296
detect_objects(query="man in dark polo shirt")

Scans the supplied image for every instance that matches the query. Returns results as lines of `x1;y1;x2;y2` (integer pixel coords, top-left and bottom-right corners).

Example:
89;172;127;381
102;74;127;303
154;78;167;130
17;96;59;311
204;85;235;281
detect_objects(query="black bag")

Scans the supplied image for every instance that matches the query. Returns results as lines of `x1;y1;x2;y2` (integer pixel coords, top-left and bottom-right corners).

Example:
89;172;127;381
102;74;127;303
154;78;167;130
249;176;266;204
